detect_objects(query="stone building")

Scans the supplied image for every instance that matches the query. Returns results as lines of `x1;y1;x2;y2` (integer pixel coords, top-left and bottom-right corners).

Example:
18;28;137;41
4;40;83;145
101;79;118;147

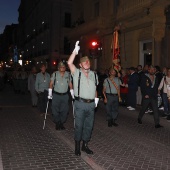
68;0;170;70
18;0;72;70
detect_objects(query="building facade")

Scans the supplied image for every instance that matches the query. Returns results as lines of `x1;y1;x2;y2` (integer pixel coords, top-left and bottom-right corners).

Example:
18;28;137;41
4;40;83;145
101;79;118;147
18;0;72;70
68;0;170;70
117;0;170;68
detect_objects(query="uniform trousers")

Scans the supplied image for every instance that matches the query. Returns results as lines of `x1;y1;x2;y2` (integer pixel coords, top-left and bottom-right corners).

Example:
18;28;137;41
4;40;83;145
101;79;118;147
52;93;69;124
74;100;95;142
106;95;119;120
37;90;48;113
138;97;160;125
30;90;38;106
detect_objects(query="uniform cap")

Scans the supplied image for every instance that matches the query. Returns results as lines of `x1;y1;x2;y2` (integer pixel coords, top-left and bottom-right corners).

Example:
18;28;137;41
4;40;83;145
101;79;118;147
58;61;66;67
80;56;90;63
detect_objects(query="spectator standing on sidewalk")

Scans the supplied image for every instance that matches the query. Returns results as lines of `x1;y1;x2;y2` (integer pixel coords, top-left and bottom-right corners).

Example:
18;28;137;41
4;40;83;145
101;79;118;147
67;41;99;156
137;65;143;105
158;68;170;119
103;67;124;127
35;63;50;115
127;67;139;111
48;61;72;130
138;65;163;128
28;66;38;107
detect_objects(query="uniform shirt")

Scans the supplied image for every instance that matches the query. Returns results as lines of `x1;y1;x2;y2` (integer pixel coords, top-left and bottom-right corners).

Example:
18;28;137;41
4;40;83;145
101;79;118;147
103;77;121;94
35;72;50;92
72;68;98;99
51;71;71;93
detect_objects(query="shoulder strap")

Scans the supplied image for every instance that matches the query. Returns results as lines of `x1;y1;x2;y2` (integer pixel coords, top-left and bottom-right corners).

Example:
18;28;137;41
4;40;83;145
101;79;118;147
53;72;57;87
94;72;97;86
106;78;112;93
78;70;81;97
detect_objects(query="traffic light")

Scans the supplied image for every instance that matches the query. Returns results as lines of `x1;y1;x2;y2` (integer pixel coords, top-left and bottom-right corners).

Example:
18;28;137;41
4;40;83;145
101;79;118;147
91;41;98;47
89;40;102;58
53;61;57;65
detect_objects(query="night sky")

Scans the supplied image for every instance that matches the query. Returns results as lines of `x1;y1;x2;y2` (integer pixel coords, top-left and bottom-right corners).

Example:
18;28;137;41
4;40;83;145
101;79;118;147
0;0;20;34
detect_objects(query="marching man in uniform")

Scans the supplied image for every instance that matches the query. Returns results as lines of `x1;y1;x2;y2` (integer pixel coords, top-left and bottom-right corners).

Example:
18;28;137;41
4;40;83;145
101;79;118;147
48;61;72;130
103;67;124;127
67;41;99;156
35;63;50;115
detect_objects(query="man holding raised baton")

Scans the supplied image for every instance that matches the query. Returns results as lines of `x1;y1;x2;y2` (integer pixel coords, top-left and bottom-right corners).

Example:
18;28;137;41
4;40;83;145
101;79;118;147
68;41;99;156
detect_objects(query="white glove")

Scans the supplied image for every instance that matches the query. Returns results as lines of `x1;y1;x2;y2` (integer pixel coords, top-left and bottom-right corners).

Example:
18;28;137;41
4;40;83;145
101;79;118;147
48;88;53;99
73;41;80;55
70;89;74;99
95;98;99;107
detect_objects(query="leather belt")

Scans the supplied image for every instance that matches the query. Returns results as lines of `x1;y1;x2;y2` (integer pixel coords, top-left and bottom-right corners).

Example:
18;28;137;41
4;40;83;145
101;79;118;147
53;91;68;95
74;96;94;103
106;93;118;96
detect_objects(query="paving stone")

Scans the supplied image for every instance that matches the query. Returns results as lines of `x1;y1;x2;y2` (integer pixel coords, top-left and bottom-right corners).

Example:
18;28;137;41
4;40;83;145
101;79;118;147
1;85;170;170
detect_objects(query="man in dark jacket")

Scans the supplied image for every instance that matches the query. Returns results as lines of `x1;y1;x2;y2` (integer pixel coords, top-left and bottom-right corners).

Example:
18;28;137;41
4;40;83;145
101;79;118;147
138;65;163;128
127;67;139;110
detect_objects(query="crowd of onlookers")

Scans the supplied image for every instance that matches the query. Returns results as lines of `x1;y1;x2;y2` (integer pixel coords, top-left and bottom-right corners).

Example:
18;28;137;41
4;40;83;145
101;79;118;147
0;63;170;123
97;64;170;122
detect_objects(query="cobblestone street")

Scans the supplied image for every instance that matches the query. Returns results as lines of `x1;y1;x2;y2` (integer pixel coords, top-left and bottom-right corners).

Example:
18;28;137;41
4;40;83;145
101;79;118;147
0;84;170;170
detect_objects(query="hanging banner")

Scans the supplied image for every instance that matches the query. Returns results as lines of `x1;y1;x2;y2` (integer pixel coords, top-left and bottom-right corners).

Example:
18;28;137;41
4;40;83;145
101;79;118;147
111;27;121;72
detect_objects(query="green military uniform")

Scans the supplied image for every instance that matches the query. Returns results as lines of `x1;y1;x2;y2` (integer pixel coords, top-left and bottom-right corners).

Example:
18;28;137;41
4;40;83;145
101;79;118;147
103;77;121;126
72;67;98;142
35;71;50;113
51;63;71;129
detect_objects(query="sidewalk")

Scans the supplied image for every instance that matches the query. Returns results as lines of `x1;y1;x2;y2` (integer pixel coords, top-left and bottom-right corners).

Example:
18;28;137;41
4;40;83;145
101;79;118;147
1;84;170;170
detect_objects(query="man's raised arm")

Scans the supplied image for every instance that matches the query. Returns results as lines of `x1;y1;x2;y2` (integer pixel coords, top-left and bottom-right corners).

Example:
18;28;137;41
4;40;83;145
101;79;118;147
67;41;80;74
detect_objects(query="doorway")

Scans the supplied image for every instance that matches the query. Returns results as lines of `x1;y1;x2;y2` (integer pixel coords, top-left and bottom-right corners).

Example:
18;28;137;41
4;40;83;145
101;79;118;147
139;40;152;67
144;53;152;66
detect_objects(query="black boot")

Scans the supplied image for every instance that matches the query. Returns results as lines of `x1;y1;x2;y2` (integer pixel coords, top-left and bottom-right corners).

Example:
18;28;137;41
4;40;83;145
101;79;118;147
108;120;112;127
75;141;81;156
112;119;118;127
81;141;93;154
60;122;65;130
55;122;61;130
